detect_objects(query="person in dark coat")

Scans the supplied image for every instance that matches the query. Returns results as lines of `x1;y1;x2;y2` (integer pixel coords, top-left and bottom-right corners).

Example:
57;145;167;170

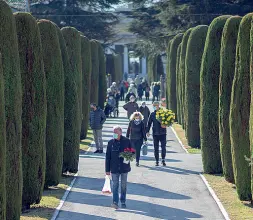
123;95;139;119
105;126;132;209
89;103;106;153
126;112;147;167
145;86;150;101
146;101;167;166
139;101;150;127
137;84;144;101
152;82;160;102
120;81;125;101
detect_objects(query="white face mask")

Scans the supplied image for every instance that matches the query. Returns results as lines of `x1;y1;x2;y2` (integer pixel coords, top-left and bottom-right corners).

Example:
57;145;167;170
142;104;145;107
135;118;140;121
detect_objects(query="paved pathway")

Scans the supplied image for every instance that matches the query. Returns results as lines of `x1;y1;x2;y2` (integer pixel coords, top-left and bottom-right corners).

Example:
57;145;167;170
56;101;225;220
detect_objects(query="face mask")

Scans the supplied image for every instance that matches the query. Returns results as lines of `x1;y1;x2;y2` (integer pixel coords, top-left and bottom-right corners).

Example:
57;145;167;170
135;118;140;121
142;104;145;108
153;106;157;111
130;99;135;102
113;133;119;139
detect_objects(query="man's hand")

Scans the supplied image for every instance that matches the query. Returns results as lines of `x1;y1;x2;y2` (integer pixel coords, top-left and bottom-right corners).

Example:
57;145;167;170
106;172;110;176
147;132;150;137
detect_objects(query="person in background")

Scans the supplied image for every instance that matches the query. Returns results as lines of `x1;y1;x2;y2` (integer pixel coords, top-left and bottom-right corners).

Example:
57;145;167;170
115;90;121;108
126;112;147;167
89;103;106;153
153;82;160;102
120;81;125;101
145;85;150;101
105;126;132;209
137;83;144;101
110;82;118;95
140;101;150;127
146;101;167;166
123;95;139;119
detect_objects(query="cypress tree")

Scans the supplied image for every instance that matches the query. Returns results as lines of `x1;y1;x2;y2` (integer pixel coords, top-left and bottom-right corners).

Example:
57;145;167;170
168;34;183;116
185;25;208;149
61;27;82;173
90;40;99;104
250;14;253;200
230;13;252;200
0;53;6;220
147;55;154;84
15;13;47;208
80;34;91;139
166;41;172;109
98;43;107;109
157;54;164;79
106;54;115;81
38;20;64;187
114;54;123;83
176;43;182;124
220;16;241;183
0;1;22;219
200;15;230;174
180;28;192;130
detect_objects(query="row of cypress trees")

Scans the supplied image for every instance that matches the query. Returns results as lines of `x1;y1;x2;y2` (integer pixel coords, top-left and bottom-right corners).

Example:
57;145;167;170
106;53;123;84
166;12;253;201
0;1;106;219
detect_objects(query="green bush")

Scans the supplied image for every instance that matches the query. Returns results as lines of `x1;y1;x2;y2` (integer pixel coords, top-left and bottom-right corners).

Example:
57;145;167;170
180;28;192;130
98;43;107;109
15;13;47;208
61;27;82;173
200;15;230;174
176;43;182;124
80;34;91;139
0;1;23;219
38;20;64;187
0;53;6;220
230;13;252;200
168;34;183;116
166;41;172;109
185;25;208;149
90;40;99;104
219;16;241;183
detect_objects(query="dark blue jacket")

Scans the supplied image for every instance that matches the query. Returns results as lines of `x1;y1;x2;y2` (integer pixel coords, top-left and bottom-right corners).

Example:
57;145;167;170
146;111;166;136
105;136;132;174
89;107;106;130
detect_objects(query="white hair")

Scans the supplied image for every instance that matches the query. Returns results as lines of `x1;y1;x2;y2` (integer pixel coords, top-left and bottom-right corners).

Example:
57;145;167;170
113;125;122;132
107;88;111;92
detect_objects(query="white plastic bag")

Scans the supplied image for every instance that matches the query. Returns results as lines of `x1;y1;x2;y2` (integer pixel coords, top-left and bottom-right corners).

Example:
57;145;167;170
102;175;111;194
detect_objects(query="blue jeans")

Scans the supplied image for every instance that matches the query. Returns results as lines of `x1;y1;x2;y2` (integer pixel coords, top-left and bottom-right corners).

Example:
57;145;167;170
111;173;128;205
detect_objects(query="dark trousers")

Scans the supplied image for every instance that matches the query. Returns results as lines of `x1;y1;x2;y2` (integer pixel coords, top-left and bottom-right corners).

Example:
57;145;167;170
131;139;143;163
153;134;166;161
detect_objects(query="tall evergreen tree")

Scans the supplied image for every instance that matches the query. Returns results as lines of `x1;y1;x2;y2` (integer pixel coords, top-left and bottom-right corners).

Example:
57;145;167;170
166;40;172;109
230;13;252;200
15;12;47;208
90;40;99;104
219;16;241;183
176;43;182;124
0;1;23;219
38;20;64;187
200;15;230;174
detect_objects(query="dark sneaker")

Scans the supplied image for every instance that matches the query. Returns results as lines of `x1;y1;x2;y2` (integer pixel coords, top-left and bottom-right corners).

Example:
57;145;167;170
162;160;166;166
136;162;139;167
94;150;100;154
99;150;104;154
111;203;119;209
121;203;126;209
155;161;159;166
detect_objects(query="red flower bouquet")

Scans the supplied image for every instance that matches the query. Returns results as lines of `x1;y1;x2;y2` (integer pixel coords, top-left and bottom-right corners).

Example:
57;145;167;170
119;148;135;162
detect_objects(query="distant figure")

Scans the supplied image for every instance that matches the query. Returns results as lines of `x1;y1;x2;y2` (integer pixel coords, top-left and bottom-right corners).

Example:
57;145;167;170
153;82;160;102
120;81;125;101
123;96;139;119
139;101;150;127
137;84;144;101
145;86;150;101
110;82;118;95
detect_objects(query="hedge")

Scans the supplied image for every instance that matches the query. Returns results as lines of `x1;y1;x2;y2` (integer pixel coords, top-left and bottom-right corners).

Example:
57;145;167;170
185;25;208;149
38;20;64;187
168;34;183;116
0;53;6;220
219;16;241;183
176;43;182;124
15;13;47;208
90;40;99;104
180;28;192;131
230;13;252;200
80;34;91;139
166;41;172;109
0;1;23;219
61;27;82;173
200;15;230;174
98;43;107;109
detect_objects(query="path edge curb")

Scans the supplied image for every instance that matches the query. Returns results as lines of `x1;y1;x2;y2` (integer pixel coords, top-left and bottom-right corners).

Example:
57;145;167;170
51;146;91;220
200;174;230;220
170;126;189;154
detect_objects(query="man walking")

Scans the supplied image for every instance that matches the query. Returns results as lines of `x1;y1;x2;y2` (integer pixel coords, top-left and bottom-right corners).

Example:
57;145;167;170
105;126;132;209
146;101;167;166
89;103;106;153
123;95;139;119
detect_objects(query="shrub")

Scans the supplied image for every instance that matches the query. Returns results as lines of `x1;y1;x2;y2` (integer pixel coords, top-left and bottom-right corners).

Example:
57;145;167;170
185;25;208;149
80;34;91;139
38;20;64;187
0;1;23;219
219;16;241;183
0;53;6;220
200;15;230;174
168;34;183;116
176;43;182;124
15;12;47;208
90;40;99;104
61;27;82;173
230;13;252;200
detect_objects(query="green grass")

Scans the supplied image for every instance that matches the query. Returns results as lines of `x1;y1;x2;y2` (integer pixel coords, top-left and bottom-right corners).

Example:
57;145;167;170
21;129;93;220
